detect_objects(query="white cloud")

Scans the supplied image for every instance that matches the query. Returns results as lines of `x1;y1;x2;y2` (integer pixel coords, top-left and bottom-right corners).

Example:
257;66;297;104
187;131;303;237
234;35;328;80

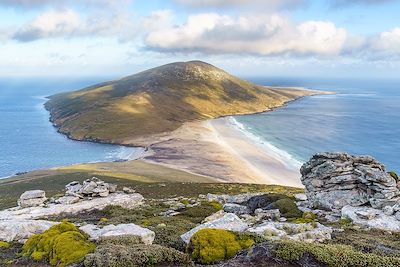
145;13;348;57
175;0;307;10
12;8;136;42
0;0;132;8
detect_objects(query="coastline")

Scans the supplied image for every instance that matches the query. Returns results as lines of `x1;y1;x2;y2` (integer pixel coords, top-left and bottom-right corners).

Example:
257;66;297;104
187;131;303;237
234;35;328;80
4;87;329;185
142;117;304;187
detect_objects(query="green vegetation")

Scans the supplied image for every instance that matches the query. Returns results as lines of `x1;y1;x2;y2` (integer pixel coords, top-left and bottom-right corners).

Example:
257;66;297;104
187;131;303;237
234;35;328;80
0;241;10;249
45;61;312;144
291;211;317;224
188;229;256;264
328;229;400;257
275;240;400;267
389;171;399;181
22;221;95;267
84;236;193;267
272;198;303;219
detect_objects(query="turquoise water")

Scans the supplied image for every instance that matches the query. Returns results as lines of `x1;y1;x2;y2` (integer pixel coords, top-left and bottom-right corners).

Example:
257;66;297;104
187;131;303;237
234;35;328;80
0;77;143;178
235;77;400;173
0;76;399;178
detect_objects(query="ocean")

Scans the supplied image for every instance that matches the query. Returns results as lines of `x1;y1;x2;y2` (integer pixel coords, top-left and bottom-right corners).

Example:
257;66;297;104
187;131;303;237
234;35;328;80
0;77;143;178
0;76;398;178
234;77;400;173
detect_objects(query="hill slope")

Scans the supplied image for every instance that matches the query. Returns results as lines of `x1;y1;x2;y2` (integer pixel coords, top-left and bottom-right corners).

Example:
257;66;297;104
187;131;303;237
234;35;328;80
45;61;313;145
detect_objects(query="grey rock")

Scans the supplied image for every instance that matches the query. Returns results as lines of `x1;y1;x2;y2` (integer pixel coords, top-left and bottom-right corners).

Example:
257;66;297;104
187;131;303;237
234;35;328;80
254;208;280;220
342;205;400;232
180;213;248;243
55;196;80;205
294;193;308;201
0;219;57;243
300;153;400;211
80;223;155;245
395;211;400;221
223;203;250;215
18;190;47;208
123;187;135;194
206;192;264;204
383;206;394;216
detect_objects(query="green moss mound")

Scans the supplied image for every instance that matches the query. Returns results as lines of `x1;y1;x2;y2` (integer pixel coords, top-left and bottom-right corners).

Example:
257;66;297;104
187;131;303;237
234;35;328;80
272;198;303;219
22;221;95;267
0;241;10;249
84;241;193;267
275;240;400;267
188;228;255;264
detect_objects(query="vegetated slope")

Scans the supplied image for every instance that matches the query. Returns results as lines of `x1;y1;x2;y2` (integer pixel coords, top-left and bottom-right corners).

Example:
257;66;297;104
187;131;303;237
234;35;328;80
45;61;312;145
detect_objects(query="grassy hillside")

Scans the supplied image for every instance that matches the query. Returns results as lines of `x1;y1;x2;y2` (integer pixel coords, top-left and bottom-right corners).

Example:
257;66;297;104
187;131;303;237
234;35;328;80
45;61;314;145
0;160;302;209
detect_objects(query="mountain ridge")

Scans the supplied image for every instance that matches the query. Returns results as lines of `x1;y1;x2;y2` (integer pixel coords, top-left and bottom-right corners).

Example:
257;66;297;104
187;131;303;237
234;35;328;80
45;60;316;145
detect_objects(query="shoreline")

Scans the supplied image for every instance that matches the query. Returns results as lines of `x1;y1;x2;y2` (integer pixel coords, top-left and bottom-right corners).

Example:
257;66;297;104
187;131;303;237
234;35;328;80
3;88;330;186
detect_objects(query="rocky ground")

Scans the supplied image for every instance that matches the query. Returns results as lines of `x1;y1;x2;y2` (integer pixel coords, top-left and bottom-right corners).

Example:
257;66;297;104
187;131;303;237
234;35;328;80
1;152;400;266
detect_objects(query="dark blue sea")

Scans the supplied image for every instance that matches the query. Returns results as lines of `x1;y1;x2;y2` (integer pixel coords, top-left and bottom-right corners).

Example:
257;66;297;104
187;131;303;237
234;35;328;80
0;76;399;178
234;77;400;173
0;77;143;178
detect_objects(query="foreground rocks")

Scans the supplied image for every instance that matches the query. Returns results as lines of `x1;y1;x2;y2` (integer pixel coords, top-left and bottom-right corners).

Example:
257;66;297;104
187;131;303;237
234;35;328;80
17;190;47;208
0;219;57;243
301;152;400;211
80;223;155;245
0;192;144;221
181;213;248;243
300;152;400;232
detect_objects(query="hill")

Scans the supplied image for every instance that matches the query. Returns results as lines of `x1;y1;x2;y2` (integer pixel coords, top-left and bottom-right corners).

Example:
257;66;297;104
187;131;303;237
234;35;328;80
45;61;315;145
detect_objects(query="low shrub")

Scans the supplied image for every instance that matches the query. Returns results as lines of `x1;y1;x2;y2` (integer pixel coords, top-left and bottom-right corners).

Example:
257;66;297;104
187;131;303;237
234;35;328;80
98;235;142;246
272;198;303;219
275;240;400;267
22;221;95;267
188;228;255;264
84;243;193;267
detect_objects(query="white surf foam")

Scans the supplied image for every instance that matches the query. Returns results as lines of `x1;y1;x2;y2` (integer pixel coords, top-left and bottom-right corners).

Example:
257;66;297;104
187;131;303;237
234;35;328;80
227;117;303;170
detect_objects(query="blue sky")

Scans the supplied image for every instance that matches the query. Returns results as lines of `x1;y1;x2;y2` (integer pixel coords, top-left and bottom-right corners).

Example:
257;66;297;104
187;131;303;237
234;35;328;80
0;0;399;78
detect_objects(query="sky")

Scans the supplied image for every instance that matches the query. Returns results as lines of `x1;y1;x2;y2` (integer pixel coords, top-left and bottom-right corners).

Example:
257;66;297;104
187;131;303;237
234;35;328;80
0;0;400;78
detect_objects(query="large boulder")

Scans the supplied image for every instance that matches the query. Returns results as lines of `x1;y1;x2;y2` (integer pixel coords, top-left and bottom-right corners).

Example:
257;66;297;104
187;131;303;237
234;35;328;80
300;152;400;211
18;190;47;208
80;223;155;245
66;177;117;198
180;213;248;243
0;219;57;243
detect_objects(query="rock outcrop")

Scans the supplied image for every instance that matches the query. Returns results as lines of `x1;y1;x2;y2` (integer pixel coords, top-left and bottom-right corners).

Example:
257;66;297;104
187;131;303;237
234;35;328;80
18;190;47;208
300;152;400;211
0;219;57;243
0;192;144;221
80;223;155;245
66;177;117;198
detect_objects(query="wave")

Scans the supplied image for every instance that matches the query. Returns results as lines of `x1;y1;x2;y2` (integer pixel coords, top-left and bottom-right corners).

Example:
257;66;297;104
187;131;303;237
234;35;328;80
227;117;303;170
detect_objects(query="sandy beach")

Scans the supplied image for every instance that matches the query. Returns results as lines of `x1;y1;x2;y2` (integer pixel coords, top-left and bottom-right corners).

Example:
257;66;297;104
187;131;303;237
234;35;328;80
142;117;303;187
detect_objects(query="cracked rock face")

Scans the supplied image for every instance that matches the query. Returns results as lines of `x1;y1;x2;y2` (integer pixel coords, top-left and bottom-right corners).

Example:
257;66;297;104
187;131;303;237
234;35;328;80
300;152;400;211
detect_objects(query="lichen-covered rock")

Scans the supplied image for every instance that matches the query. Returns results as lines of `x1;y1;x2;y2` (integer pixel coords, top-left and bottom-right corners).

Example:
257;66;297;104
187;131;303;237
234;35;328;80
300;152;400;211
341;205;400;232
80;223;155;245
0;219;57;243
180;213;248;243
18;190;47;208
